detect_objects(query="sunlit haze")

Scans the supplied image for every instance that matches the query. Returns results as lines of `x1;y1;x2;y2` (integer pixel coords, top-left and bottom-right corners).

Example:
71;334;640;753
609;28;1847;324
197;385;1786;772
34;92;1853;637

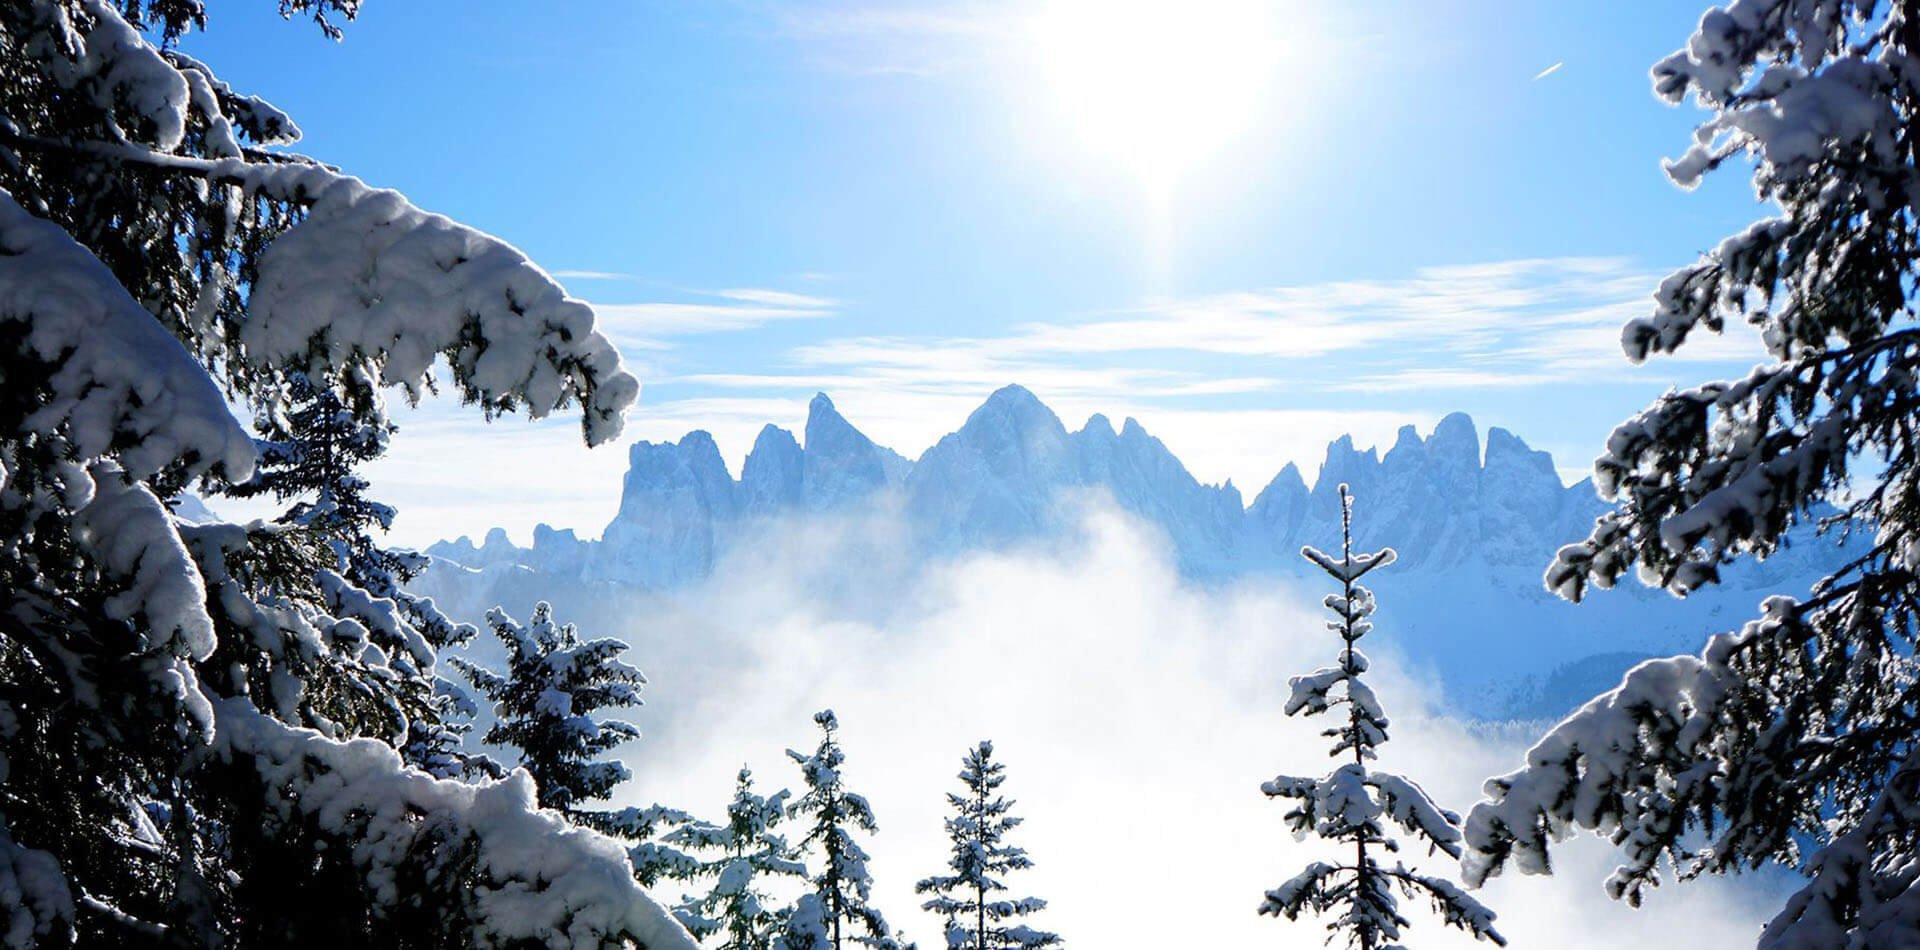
1026;0;1284;191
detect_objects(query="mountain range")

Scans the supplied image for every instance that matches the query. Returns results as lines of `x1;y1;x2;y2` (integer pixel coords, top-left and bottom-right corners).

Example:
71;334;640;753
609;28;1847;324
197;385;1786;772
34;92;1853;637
430;385;1614;582
424;385;1846;717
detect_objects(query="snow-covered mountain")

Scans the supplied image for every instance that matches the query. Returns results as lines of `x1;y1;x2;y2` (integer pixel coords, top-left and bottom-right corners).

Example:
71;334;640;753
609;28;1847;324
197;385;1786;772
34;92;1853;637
430;385;1618;585
424;384;1848;717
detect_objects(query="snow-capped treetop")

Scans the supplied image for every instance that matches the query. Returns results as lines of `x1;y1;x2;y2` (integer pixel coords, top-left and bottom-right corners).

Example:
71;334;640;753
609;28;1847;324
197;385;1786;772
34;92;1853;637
1262;486;1502;949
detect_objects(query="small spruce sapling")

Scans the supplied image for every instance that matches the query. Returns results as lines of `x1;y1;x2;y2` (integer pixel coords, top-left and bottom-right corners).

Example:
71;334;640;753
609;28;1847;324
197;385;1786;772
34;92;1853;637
451;601;645;814
1261;485;1503;949
781;710;910;950
916;741;1060;950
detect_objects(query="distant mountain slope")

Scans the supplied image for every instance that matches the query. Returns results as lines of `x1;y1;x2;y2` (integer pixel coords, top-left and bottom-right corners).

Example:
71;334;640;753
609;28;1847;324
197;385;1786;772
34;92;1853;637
423;384;1852;718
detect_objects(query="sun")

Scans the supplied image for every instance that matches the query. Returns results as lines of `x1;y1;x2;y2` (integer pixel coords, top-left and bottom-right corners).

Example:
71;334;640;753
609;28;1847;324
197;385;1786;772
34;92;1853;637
1027;0;1283;191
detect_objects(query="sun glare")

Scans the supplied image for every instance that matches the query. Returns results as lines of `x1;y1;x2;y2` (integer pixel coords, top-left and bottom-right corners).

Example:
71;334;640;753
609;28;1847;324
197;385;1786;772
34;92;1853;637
1028;0;1283;190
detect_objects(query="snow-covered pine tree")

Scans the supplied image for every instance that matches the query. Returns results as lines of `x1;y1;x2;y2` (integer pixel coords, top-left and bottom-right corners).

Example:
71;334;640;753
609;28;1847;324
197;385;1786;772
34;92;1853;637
670;767;809;950
227;370;485;778
780;709;909;950
1261;485;1503;949
229;372;467;643
452;601;646;814
602;803;705;888
915;741;1059;950
0;1;684;945
1459;4;1920;947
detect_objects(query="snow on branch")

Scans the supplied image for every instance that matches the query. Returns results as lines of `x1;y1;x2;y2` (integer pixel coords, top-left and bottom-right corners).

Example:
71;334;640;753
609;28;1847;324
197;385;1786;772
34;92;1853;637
1370;771;1465;857
1301;544;1397;583
1460;604;1776;892
0;814;73;949
237;162;640;446
212;697;698;949
5;0;641;448
0;189;255;483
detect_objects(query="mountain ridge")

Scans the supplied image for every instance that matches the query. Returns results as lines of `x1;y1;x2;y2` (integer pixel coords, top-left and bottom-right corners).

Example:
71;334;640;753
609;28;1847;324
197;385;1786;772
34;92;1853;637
429;385;1624;586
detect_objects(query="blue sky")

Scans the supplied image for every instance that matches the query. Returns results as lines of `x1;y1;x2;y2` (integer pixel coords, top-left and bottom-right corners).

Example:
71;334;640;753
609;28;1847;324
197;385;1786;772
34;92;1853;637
185;1;1772;545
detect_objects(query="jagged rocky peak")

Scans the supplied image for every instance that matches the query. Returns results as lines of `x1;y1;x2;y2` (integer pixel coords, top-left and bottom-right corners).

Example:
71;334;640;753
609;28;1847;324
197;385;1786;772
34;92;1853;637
1312;434;1379;507
1248;462;1310;545
1429;411;1483;471
529;523;590;574
802;392;890;510
426;526;526;568
1080;412;1116;439
1484;425;1556;479
1265;411;1573;569
740;423;804;515
614;430;737;520
921;384;1073;480
597;430;738;587
967;384;1067;437
1382;423;1426;471
1253;462;1308;508
904;385;1078;548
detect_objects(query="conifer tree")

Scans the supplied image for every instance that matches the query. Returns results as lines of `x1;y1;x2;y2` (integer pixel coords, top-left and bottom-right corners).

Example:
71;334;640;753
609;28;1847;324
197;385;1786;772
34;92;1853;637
1458;4;1920;946
452;601;646;814
230;373;467;641
1262;486;1502;949
602;802;705;889
0;1;682;945
671;767;809;950
227;370;483;777
781;710;909;950
916;742;1059;950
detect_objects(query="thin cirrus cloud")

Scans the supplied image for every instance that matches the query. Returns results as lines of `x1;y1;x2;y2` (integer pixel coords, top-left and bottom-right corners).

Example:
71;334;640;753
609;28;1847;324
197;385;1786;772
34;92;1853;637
637;255;1767;484
551;269;636;281
589;287;840;340
772;3;1013;77
712;288;839;308
732;256;1756;397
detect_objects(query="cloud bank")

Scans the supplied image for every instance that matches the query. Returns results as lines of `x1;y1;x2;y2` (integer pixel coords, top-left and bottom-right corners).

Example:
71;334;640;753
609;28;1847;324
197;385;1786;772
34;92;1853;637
507;499;1790;948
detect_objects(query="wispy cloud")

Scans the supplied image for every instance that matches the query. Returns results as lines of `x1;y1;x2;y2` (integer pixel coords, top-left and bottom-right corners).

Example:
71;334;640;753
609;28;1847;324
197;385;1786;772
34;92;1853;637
626;255;1767;489
591;288;840;340
725;256;1758;395
552;269;636;281
715;288;839;308
771;1;1016;76
1533;61;1565;81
